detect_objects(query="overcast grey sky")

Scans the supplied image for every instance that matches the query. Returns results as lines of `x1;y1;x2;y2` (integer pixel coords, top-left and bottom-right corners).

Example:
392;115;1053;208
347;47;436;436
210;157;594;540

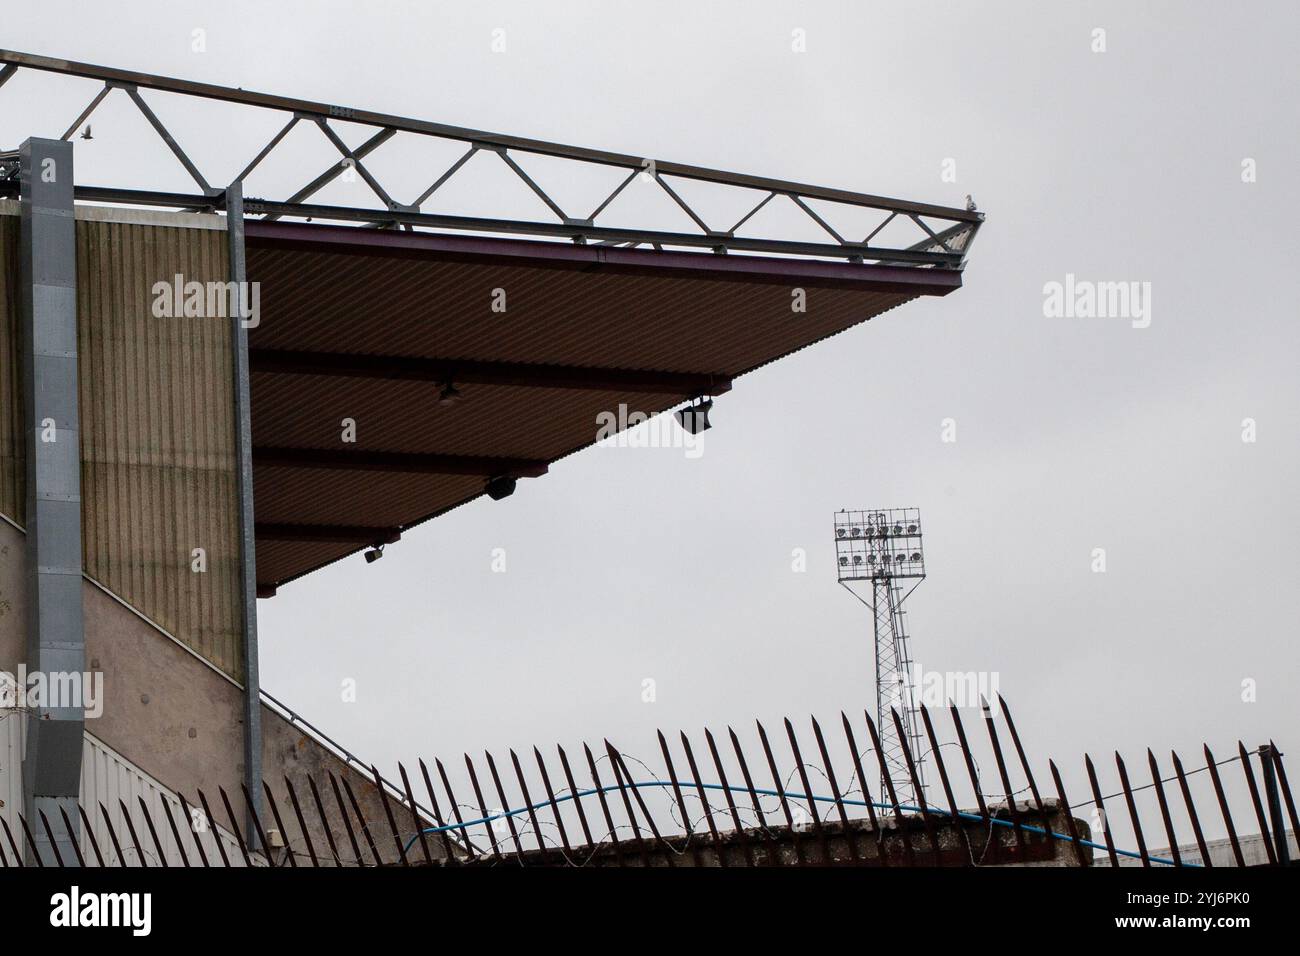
4;1;1297;843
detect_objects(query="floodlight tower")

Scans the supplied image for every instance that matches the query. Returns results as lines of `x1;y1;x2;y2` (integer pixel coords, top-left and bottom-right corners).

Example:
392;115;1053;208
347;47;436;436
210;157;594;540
834;508;927;807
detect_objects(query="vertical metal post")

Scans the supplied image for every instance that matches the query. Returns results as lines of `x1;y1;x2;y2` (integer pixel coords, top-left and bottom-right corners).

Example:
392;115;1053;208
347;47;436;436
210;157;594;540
226;182;263;850
1260;744;1290;866
19;137;83;866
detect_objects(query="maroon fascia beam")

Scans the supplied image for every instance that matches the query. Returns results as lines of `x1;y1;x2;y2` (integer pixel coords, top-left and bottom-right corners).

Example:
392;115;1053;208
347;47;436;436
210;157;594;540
249;348;732;397
244;221;965;294
252;445;549;478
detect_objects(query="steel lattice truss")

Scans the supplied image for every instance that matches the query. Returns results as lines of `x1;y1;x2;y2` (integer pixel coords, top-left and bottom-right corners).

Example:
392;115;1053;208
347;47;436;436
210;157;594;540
0;50;982;266
872;578;927;807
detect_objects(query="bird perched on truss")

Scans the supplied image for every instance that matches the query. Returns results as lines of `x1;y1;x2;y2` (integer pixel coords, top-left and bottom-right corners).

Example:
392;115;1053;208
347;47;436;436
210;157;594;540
965;194;977;211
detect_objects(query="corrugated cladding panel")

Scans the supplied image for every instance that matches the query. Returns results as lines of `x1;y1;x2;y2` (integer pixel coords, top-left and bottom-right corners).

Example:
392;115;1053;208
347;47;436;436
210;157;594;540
0;710;19;850
77;218;241;676
2;710;248;866
0;212;241;677
0;215;22;523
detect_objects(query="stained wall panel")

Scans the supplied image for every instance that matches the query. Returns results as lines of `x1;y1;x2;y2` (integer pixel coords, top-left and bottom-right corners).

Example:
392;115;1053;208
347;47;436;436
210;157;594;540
0;205;241;677
0;214;21;523
76;216;241;676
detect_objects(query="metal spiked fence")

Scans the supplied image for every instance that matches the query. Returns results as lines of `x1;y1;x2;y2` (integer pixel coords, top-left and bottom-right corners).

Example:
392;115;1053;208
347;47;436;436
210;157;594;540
1;696;1293;867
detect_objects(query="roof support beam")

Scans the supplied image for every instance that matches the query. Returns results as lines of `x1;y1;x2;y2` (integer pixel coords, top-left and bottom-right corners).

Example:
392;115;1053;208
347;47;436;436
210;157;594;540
256;522;401;544
227;181;264;850
253;445;549;478
0;179;972;268
248;349;732;397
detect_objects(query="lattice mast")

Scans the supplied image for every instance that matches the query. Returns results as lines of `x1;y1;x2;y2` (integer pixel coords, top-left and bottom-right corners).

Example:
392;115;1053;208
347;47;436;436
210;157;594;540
835;508;927;807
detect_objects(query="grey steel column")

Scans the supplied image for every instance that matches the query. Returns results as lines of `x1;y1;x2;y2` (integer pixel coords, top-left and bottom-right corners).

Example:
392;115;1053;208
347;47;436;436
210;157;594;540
227;182;264;849
20;137;83;866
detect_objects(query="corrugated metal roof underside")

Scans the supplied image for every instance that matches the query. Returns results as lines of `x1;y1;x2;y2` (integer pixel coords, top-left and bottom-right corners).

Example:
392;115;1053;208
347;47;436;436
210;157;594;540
246;232;948;588
249;246;916;374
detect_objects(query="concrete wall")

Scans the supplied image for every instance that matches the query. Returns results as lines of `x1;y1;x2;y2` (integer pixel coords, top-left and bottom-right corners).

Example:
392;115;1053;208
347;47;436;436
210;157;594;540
0;516;434;864
444;797;1091;868
1103;829;1298;867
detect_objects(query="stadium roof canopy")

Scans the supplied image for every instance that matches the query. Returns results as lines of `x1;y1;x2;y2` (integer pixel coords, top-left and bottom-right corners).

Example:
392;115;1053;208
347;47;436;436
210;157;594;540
243;223;974;588
0;49;983;592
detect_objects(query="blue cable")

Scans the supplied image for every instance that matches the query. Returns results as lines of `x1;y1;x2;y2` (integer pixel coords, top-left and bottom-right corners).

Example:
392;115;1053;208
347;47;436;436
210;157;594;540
401;779;1192;866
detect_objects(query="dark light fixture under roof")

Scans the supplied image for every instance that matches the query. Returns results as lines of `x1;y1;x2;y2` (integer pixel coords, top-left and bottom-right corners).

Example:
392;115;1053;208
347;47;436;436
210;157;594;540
485;475;517;500
674;398;712;435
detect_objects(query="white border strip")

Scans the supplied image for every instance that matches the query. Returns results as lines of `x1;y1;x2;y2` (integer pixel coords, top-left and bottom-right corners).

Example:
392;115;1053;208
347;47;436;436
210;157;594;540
0;198;226;230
